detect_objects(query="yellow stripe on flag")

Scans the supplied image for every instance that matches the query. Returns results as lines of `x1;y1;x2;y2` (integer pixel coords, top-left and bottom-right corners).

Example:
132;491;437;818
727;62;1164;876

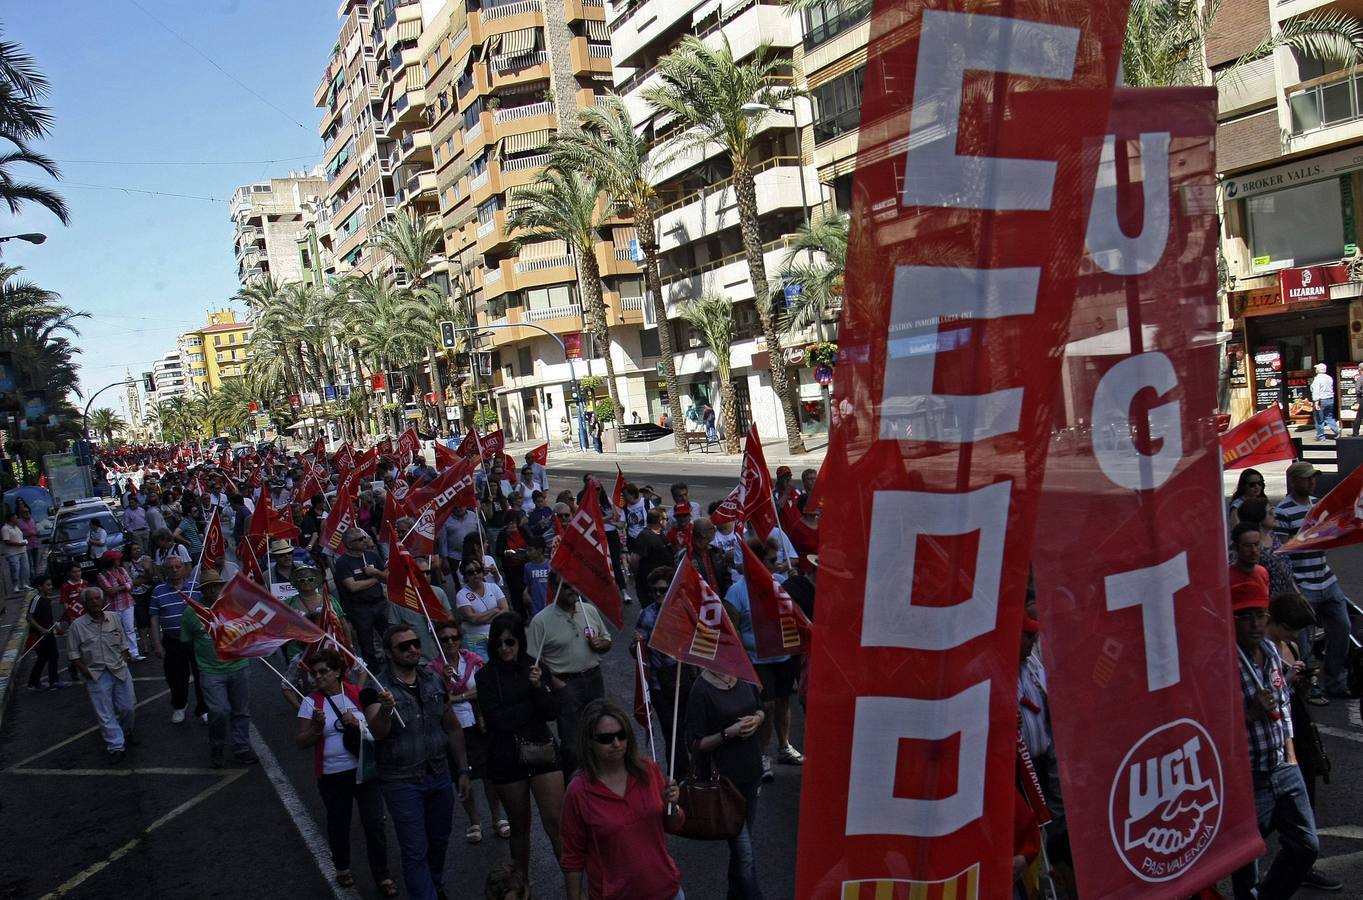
842;884;861;900
840;865;979;900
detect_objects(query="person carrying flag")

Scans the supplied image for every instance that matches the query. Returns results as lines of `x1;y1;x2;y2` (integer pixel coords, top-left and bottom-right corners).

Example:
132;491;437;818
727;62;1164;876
181;570;258;768
528;573;611;773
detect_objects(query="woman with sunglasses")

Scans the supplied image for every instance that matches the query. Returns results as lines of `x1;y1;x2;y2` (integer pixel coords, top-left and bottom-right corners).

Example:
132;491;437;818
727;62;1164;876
475;612;564;883
1228;467;1266;529
456;559;508;661
281;566;356;708
295;648;398;897
560;699;684;900
427;619;509;843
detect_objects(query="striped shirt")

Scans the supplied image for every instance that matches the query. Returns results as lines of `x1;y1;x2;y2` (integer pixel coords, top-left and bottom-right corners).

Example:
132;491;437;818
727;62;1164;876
1238;639;1292;773
148;579;201;637
1273;496;1337;591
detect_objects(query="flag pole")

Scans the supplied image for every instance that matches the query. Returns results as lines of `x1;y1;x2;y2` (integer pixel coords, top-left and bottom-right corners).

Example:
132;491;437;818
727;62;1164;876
256;654;308;702
189;506;218;587
635;636;657;763
328;634;406;727
666;671;682;814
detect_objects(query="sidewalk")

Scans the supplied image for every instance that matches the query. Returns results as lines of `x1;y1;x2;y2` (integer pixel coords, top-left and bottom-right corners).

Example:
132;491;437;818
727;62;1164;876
0;588;32;737
499;433;829;470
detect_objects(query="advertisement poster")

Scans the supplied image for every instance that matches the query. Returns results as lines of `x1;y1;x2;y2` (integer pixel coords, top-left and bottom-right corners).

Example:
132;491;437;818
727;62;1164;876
1340;363;1359;423
1252;346;1282;412
1286;369;1314;422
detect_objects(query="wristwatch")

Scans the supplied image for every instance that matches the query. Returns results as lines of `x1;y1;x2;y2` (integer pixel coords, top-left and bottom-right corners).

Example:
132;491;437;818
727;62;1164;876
459;767;474;776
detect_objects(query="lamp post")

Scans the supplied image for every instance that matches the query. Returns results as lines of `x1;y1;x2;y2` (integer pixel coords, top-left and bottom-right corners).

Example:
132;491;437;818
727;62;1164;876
0;232;47;247
448;322;586;451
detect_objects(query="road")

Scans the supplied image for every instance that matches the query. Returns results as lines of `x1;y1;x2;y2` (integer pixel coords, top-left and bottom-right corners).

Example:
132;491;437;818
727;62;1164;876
2;459;1362;899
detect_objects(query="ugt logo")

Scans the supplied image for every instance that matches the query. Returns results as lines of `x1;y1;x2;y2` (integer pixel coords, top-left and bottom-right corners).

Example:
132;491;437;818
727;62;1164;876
1109;719;1222;883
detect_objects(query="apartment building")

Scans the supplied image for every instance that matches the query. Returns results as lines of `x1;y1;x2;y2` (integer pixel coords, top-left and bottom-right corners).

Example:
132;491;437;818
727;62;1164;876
150;351;189;406
377;0;442;260
426;0;638;442
178;310;253;396
229;170;327;287
608;0;832;442
1213;0;1363;427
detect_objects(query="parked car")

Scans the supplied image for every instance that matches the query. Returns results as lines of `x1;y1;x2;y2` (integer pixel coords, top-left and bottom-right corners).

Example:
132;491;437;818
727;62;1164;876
45;499;124;582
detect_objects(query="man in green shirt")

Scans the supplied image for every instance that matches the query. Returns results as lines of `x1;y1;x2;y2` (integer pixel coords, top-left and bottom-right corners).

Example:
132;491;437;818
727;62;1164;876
181;569;256;768
527;573;610;772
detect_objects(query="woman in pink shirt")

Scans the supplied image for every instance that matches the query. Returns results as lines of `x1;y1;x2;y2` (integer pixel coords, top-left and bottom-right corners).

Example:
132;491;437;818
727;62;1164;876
96;551;142;660
560;699;684;900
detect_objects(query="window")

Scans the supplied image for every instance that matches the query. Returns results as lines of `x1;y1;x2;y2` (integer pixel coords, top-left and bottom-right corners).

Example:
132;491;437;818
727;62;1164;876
802;0;872;48
517;346;533;374
639;327;660;358
213;336;221;346
1247;177;1347;270
525;283;574;311
812;65;865;143
477;196;501;223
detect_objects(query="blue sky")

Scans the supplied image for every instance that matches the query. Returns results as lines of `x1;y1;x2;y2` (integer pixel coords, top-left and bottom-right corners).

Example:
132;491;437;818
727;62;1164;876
5;1;339;419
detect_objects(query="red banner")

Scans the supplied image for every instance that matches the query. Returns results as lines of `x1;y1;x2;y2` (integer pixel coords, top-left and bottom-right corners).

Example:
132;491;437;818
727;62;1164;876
201;508;226;574
1220;405;1295;470
1031;91;1261;897
434;440;460;470
186;574;324;659
611;465;626;510
402;459;477;556
647;556;758;685
333;442;354;474
320;472;360;553
386;536;450;624
528;442;549;466
396;426;420;466
1278;263;1348;305
548;482;623;628
795;0;1136;896
740;541;812;658
1279;461;1363;552
456;428;506;465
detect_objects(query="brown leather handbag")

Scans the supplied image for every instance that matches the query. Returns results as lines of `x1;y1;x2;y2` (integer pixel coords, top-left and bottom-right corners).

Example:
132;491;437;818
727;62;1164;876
673;757;747;841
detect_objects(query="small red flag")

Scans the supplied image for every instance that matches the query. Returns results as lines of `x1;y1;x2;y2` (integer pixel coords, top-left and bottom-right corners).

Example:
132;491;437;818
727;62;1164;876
633;635;653;730
549;483;623;628
397;426;421;467
1221;405;1296;470
503;453;517;478
320;473;360;553
434;440;460;469
376;436;394;459
710;483;744;527
528;442;549;466
403;459;477;555
386;536;450;624
334;442;355;473
739;540;811;658
612;465;626;510
647;557;758;685
201;508;226;573
185;575;324;659
235;537;265;584
1280;461;1363;553
310;435;326;459
737;425;779;540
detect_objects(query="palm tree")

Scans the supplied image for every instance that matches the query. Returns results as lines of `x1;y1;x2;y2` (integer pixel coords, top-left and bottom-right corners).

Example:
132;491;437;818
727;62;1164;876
0;265;86;458
547;95;687;448
342;274;432;434
681;292;740;453
1122;2;1363;87
507;167;623;416
206;377;256;438
0;31;68;224
87;408;126;444
644;36;807;453
780;212;846;339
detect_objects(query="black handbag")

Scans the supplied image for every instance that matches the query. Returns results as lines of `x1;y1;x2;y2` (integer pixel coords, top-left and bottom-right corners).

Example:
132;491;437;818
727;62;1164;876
324;693;362;757
674;755;747;841
515;735;559;768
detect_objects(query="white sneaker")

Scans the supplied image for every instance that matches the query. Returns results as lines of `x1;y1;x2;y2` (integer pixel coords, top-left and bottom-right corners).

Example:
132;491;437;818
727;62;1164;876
199;713;208;724
171;708;186;724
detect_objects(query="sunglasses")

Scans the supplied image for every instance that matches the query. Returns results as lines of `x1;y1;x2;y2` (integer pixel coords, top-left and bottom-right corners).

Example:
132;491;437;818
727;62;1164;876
463;569;483;577
310;666;333;677
296;576;318;583
438;633;462;643
497;637;518;648
592;730;626;745
393;638;422;652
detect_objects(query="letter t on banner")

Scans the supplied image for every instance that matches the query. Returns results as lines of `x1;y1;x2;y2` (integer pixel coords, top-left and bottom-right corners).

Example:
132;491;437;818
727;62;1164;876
794;1;1133;898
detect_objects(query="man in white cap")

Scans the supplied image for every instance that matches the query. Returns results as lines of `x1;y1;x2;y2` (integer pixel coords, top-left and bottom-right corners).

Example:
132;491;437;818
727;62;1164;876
1310;362;1341;441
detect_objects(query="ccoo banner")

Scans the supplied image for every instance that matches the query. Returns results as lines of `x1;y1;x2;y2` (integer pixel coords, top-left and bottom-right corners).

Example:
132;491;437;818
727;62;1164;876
1032;91;1261;897
794;0;1134;897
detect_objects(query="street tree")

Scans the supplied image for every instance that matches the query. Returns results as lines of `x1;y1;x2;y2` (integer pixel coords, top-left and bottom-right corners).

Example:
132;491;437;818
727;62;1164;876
681;292;741;454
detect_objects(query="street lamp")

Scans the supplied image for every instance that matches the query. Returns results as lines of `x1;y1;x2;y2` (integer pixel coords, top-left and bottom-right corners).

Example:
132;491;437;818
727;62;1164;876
0;232;47;246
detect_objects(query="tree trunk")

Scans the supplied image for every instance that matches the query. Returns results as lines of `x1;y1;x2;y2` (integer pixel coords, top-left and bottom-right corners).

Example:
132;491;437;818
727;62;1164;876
734;163;806;454
581;250;622;419
719;368;740;454
637;199;686;447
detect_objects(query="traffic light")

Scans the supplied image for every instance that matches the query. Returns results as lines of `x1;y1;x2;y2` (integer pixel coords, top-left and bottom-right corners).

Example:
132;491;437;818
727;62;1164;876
73;439;92;467
440;320;457;349
142;371;156;393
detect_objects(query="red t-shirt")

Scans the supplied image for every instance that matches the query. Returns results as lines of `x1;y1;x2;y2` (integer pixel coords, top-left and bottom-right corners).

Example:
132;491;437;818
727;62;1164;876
559;758;683;900
1227;563;1269;597
60;579;88;622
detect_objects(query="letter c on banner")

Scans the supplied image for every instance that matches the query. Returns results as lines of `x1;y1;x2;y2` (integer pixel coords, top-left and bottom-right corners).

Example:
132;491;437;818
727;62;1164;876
1086;132;1172;275
1092;352;1182;491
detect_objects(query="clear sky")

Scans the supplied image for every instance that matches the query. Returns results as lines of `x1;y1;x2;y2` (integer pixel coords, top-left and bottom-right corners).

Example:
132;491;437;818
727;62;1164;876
5;1;340;420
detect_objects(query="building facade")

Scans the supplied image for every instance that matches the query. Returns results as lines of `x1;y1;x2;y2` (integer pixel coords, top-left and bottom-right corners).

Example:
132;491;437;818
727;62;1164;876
150;351;189;406
229;170;328;286
1213;0;1363;427
178;310;253;396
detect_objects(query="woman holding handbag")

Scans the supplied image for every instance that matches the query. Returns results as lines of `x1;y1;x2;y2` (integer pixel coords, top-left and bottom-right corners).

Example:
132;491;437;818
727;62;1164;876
561;699;685;900
475;611;565;882
295;648;398;897
686;665;766;900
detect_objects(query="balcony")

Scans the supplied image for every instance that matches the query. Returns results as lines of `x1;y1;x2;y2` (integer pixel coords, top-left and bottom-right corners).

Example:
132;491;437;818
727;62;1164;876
570;36;612;74
660;235;798;312
655;156;816;253
483;0;543;20
477;217;497;238
405;171;437;196
803;0;871;50
515;253;573;272
502;152;548;173
525;303;582;323
1288;68;1363;136
492;51;549;74
493;99;553;125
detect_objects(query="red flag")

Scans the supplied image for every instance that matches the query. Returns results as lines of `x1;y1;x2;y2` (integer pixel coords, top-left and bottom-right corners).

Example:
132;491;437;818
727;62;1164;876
296;468;324;503
234;537;265;584
528;442;549;466
310;435;326;459
459;428;506;464
376;436;394;459
386;538;450;624
739;540;811;658
1220;405;1295;470
403;459;477;555
318;585;352;655
397;426;421;467
1279;462;1363;552
647;556;758;684
612;465;626;510
202;509;226;573
549;482;623;628
320;473;360;553
249;489;299;543
455;429;479;464
480;429;505;461
737;426;778;540
385;482;414;523
434;440;460;469
633;635;653;730
334;441;355;473
185;575;324;659
502;453;517;477
710;483;744;527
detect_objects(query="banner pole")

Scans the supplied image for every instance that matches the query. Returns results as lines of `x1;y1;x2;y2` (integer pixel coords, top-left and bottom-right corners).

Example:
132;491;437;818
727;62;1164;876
328;634;405;727
256;654;308;702
666;671;682;814
636;637;657;763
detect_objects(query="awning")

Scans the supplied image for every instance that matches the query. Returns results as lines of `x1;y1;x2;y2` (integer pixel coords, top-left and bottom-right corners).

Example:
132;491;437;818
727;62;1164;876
453;47;472;77
692;0;721;25
496;26;537;56
395;19;422;42
611;226;638;248
503;128;550;154
520;239;569;258
585;19;609;41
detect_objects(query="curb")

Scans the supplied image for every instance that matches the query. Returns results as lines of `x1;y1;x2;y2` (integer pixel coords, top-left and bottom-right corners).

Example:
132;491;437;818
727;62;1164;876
0;597;32;736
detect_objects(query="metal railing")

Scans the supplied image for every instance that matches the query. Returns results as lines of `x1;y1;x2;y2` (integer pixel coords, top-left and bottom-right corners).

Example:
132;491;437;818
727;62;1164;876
494;100;553;123
503;152;548;172
514;253;573;272
1288;69;1363;135
477;217;497;237
470;169;490;192
451;24;470;49
660;233;798;286
655;155;800;217
802;0;872;50
620;296;644;310
588;43;612;58
484;0;542;20
492;51;549;73
614;247;635;261
526;303;582;321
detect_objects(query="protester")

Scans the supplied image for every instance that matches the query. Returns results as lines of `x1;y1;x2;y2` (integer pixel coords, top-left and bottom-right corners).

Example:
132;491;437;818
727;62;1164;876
124;495;150;547
334;527;390;668
634;508;674;591
361;624;472;900
1310;362;1342;441
14;498;41;578
1233;499;1298;598
475;612;564;884
1228;468;1266;529
151;527;190;576
635;565;693;775
686;661;766;900
25;572;63;691
456;558;508;661
68;586;136;764
427;619;508;844
86;516;109;560
528;572;611;773
1229;577;1321;899
439;505;480;581
522;539;550;617
149;555;209;724
560;699;685;900
96;551;142;661
486;863;530;900
295;647;398;897
3;510;31;597
182;570;258;767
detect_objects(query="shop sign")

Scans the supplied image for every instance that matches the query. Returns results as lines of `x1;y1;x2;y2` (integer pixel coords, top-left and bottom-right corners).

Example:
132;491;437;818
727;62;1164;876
1278;264;1349;304
1221;145;1363;200
563;333;583;360
1230;286;1283;318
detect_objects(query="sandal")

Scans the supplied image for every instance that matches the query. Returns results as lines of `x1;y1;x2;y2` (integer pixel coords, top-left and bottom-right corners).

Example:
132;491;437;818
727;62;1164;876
378;879;399;898
466;822;483;843
335;871;354;888
495;817;511;839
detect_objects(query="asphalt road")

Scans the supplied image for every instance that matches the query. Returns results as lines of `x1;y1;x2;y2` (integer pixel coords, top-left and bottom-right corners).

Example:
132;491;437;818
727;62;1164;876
3;460;1363;900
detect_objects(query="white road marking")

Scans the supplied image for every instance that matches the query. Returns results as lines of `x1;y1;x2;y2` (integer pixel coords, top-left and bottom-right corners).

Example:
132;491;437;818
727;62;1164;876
1318;825;1363;841
8;688;171;769
1318;724;1363;745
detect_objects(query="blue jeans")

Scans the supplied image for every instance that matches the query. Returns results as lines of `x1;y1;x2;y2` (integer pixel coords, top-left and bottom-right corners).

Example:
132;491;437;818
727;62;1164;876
201;667;251;757
86;669;136;752
380;770;455;900
1314;398;1340;439
1231;763;1319;900
1300;581;1351;694
727;779;765;900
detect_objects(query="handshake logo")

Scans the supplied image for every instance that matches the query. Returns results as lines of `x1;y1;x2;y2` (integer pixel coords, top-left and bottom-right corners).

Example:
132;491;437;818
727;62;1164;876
1109;719;1223;883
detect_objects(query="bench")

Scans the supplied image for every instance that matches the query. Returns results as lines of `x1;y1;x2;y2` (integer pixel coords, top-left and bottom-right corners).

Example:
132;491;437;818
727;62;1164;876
684;432;719;453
